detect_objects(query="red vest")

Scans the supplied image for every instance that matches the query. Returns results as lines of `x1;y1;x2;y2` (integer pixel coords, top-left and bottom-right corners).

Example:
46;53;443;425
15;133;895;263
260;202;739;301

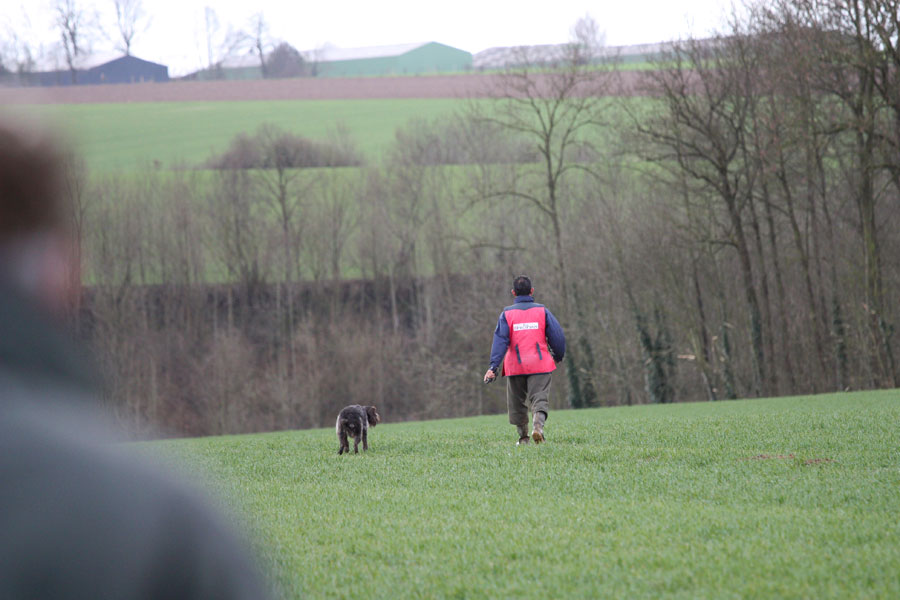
503;306;557;376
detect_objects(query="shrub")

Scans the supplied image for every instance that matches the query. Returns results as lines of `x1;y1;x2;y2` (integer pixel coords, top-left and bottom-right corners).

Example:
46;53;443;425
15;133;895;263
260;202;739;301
205;125;364;170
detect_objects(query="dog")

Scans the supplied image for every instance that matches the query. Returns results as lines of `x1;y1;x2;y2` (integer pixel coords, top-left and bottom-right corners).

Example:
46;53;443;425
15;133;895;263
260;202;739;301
336;405;380;455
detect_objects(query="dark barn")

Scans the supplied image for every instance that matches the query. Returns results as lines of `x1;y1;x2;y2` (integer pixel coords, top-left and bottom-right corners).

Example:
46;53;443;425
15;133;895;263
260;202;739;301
85;55;169;84
31;55;169;86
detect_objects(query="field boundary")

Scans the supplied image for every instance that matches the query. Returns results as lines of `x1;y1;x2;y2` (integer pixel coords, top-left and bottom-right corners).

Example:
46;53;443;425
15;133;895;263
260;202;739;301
0;71;647;104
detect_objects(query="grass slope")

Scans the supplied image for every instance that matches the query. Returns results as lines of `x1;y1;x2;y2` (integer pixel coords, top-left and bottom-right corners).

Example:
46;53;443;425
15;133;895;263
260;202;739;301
26;99;466;171
22;96;639;173
146;390;899;598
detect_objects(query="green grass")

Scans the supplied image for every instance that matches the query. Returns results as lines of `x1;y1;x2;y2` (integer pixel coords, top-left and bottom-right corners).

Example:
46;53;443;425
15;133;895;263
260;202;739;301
25;99;468;171
143;390;900;598
19;95;648;173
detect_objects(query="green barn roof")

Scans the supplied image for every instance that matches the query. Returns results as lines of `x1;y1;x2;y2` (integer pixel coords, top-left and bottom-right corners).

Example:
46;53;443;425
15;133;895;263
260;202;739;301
309;42;472;77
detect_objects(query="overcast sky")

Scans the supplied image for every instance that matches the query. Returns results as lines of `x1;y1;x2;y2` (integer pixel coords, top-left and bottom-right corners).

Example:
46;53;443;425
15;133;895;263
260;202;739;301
4;0;739;76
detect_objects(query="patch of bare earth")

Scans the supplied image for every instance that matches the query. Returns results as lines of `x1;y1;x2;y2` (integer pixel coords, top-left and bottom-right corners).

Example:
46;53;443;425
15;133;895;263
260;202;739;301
0;71;648;105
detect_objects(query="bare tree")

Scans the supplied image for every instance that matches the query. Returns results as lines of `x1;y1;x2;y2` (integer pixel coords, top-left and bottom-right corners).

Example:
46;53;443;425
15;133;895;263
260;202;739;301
112;0;147;56
1;10;42;84
571;12;606;62
55;0;94;83
869;0;900;197
203;6;217;71
304;44;329;77
254;125;308;283
202;6;248;75
785;0;898;387
248;12;270;78
10;36;36;79
206;167;271;312
468;14;613;407
251;125;323;378
266;42;306;78
0;34;12;76
743;2;842;392
303;169;360;284
635;31;770;397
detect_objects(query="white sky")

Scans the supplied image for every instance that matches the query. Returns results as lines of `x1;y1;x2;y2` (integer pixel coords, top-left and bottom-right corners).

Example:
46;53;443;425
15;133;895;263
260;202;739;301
4;0;739;76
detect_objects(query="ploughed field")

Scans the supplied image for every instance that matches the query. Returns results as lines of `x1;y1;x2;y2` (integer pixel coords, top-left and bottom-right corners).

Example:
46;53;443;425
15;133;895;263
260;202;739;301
142;391;900;599
0;70;646;105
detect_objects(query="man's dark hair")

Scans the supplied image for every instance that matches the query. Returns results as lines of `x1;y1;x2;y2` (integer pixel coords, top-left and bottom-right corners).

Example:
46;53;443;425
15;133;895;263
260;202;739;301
512;276;532;296
0;122;65;242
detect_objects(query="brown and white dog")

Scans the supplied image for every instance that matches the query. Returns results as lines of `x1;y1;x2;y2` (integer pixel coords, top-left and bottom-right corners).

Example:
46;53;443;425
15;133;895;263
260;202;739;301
336;405;381;455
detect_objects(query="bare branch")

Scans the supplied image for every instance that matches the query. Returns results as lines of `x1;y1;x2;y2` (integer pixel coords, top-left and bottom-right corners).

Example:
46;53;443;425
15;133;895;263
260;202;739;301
113;0;147;56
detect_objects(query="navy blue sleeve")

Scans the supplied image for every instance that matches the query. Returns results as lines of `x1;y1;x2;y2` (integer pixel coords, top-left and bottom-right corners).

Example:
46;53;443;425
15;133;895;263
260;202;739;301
544;308;566;362
489;312;510;370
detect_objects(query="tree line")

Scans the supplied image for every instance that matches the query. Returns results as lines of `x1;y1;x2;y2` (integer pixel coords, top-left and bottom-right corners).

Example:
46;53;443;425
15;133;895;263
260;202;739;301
59;1;898;437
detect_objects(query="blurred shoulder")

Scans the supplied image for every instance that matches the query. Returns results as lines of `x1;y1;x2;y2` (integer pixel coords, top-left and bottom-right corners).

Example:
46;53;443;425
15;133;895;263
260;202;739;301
0;380;267;599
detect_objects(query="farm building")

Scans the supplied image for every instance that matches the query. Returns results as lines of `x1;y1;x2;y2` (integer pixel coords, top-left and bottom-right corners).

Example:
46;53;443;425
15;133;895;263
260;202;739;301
85;55;169;84
310;42;472;77
473;42;671;70
192;41;473;80
25;54;169;86
188;53;264;81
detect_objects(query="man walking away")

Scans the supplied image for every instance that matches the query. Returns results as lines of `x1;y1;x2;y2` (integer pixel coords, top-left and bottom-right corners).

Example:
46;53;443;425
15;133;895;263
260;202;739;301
483;276;566;445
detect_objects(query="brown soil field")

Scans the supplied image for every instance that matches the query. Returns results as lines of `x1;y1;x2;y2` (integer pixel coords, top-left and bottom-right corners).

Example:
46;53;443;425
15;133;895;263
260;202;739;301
0;71;646;104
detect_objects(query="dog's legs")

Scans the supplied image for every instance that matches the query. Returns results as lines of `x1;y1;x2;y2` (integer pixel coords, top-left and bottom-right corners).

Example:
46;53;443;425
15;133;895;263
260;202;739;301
362;428;369;451
353;434;360;454
338;430;349;455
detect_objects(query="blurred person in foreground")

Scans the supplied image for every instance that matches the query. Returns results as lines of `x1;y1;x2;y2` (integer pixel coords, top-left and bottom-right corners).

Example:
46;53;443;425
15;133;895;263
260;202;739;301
483;276;566;445
0;120;269;599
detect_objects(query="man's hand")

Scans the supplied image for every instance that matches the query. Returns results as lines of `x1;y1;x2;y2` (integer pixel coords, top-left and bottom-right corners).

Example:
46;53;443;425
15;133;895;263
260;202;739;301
483;368;497;384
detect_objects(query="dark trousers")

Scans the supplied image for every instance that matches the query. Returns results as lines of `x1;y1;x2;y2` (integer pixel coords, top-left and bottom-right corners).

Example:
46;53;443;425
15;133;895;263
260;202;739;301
506;372;551;426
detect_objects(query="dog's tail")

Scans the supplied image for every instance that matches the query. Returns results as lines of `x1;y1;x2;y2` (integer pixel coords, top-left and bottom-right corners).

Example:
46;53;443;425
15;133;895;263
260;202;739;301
336;416;354;434
340;418;361;434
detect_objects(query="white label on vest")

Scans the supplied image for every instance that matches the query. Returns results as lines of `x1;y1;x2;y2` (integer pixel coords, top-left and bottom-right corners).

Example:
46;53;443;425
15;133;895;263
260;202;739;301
513;322;539;331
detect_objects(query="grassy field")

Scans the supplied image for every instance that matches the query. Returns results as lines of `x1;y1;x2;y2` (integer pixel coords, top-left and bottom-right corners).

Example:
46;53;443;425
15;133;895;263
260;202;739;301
143;390;900;599
24;98;468;171
18;95;636;172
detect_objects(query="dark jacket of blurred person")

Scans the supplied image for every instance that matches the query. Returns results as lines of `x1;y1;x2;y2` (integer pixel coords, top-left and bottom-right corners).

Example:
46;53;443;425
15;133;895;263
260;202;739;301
0;121;270;599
